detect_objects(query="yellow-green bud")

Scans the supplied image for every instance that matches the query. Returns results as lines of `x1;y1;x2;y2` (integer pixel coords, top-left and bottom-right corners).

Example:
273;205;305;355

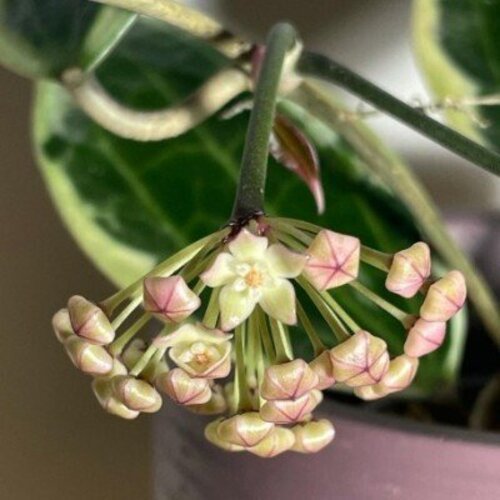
111;375;163;412
64;336;113;375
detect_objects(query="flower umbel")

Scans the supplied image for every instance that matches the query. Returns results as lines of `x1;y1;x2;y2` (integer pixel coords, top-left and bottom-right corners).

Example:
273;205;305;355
52;215;466;458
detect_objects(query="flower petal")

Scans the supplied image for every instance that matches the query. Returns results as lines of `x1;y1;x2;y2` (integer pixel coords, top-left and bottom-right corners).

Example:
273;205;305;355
143;276;201;323
228;228;268;261
420;271;467;322
265;243;308;278
385;242;431;298
303;230;360;291
259;278;297;325
200;252;235;288
219;285;258;331
404;319;446;357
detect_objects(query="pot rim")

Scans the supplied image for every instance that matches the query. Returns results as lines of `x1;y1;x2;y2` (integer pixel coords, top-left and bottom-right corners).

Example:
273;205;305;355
324;396;500;447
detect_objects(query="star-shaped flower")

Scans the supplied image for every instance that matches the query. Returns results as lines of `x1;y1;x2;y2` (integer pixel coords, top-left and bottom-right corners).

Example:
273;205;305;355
201;229;307;331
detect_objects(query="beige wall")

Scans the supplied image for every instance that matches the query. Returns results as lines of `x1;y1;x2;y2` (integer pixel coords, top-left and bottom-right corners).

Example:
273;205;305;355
0;68;150;500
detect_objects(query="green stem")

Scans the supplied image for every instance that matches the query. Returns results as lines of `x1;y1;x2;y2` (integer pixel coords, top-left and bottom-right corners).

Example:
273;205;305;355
298;278;350;342
350;280;414;328
109;312;151;356
129;344;157;377
360;246;392;272
235;322;253;411
231;23;296;220
296;301;325;356
298;51;500;177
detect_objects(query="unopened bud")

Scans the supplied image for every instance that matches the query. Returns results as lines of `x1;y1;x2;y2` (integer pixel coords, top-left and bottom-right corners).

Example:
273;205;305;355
217;412;274;447
260;359;319;401
186;385;227;415
303;230;360;290
385;242;431;298
64;336;113;375
329;331;389;387
204;419;244;452
67;295;115;345
52;308;73;343
260;390;322;424
156;368;211;406
291;419;335;453
143;276;201;323
248;427;296;458
420;271;466;322
379;355;419;394
405;319;446;357
111;375;162;412
92;378;139;419
309;351;336;390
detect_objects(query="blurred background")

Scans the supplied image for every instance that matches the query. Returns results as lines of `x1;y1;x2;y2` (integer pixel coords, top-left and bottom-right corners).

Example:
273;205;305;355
0;1;498;499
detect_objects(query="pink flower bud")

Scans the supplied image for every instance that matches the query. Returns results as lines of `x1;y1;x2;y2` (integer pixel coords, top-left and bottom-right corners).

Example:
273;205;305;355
204;419;244;452
111;375;163;413
420;271;466;322
329;331;389;387
64;336;114;375
247;427;296;458
309;351;336;390
385;242;431;298
52;308;73;343
260;390;322;424
260;359;319;401
291;419;335;454
67;295;115;345
353;384;386;401
217;412;274;447
405;319;447;357
156;368;212;406
92;378;139;420
143;276;201;323
379;355;419;394
186;385;228;415
303;230;360;291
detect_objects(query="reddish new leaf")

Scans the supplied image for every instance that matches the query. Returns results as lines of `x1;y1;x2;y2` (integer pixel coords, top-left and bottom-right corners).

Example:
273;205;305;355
270;114;325;213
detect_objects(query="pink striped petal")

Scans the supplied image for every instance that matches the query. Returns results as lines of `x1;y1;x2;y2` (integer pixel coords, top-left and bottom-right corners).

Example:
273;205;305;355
260;390;322;424
143;276;200;323
260;359;319;400
329;331;389;387
405;319;446;357
385;242;431;298
420;271;467;322
303;230;360;291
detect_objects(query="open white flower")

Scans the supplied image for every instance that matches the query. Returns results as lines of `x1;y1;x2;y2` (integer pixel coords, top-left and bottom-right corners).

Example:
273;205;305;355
201;228;307;331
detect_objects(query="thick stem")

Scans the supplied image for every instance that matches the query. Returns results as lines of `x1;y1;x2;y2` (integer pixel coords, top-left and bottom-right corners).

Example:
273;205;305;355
298;51;500;177
231;23;296;220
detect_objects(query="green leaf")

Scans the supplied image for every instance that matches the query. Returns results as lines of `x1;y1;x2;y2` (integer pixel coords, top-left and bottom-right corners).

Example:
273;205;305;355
33;20;464;394
413;0;500;149
0;0;135;78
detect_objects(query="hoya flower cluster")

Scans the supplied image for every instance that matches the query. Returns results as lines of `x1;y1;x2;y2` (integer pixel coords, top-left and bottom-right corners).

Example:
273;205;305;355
53;217;466;457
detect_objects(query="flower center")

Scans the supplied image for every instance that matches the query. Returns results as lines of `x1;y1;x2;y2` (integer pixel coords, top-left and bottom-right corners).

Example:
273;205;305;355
244;268;264;288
